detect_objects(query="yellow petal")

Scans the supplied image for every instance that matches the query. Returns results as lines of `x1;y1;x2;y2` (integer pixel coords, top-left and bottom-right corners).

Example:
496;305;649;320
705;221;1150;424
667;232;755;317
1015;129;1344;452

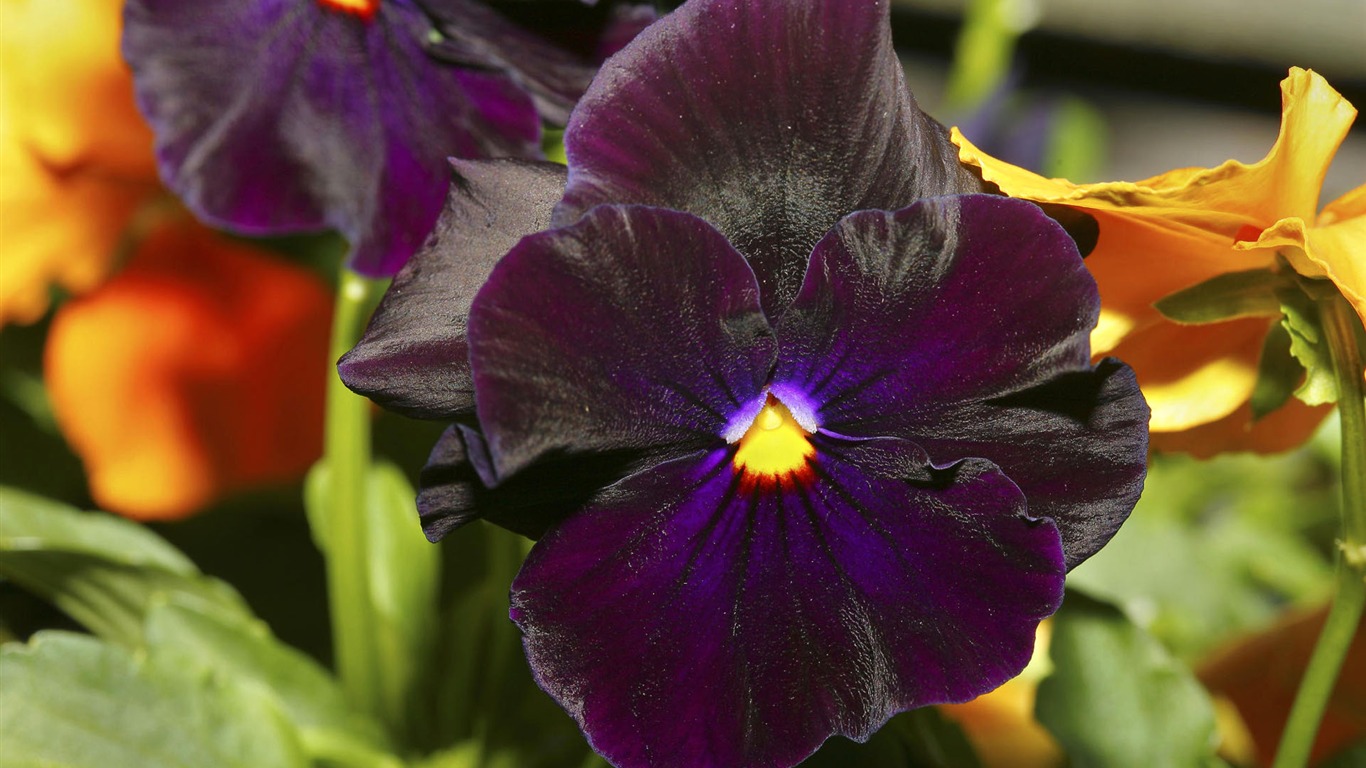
1082;212;1275;356
1319;181;1366;225
941;623;1062;768
1237;185;1366;333
1109;318;1269;433
952;68;1356;234
1149;397;1333;457
0;0;161;325
0;113;157;324
1;0;156;178
1200;604;1366;765
953;68;1358;443
1312;184;1366;330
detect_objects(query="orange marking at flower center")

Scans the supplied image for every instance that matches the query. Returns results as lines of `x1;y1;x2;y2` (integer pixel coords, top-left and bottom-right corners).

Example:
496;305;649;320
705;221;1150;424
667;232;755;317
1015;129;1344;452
732;395;815;490
317;0;379;21
1233;224;1264;245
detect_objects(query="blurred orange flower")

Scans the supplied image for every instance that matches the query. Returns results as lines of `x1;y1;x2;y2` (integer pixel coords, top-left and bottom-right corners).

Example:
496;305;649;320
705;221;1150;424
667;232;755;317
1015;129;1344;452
1;0;161;325
1200;605;1366;766
953;68;1360;456
4;0;334;518
45;219;332;520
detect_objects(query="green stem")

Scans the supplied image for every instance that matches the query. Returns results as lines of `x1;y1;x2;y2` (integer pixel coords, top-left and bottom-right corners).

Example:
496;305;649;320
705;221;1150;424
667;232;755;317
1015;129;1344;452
322;270;385;715
1272;291;1366;768
942;0;1027;115
472;525;528;768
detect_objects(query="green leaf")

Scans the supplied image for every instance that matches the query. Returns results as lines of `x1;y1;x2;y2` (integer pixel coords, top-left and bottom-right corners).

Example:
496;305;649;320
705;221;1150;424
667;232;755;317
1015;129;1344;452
0;632;307;768
894;708;984;768
0;487;251;646
1278;284;1339;405
364;462;442;740
1153;269;1283;326
143;600;395;763
1250;323;1301;419
421;523;601;767
1035;592;1219;768
305;460;441;744
1067;446;1337;662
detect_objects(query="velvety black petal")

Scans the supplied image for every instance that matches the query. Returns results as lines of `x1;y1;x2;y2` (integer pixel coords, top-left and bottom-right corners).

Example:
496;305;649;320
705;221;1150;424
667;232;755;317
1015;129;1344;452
913;358;1148;569
416;423;650;541
511;439;1064;768
420;0;600;125
775;195;1148;568
339;159;566;420
467;205;776;479
554;0;984;314
123;0;542;276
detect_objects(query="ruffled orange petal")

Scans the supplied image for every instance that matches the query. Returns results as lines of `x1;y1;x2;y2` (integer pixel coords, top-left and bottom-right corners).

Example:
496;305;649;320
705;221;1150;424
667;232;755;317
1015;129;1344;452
1244;183;1366;333
45;218;332;519
954;69;1358;445
1083;212;1276;355
1314;185;1366;332
952;68;1356;236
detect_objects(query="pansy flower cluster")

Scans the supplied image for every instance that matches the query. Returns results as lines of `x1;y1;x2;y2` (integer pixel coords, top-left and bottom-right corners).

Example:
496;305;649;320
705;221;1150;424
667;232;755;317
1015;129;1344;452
123;0;650;276
341;0;1150;765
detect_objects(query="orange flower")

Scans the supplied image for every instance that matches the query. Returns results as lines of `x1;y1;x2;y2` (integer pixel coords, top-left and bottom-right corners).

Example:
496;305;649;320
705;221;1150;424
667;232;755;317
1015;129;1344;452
45;219;333;520
6;1;333;519
0;0;160;325
1200;605;1366;766
953;68;1360;455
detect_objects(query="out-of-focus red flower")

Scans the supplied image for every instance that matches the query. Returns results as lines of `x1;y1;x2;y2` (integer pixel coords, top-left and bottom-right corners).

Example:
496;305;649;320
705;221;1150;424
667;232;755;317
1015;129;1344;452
45;219;333;520
1200;605;1366;766
0;0;161;325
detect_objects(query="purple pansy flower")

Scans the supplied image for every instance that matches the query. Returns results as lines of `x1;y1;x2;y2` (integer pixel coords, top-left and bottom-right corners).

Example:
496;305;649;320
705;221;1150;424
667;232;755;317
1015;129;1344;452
340;0;1149;766
121;0;641;276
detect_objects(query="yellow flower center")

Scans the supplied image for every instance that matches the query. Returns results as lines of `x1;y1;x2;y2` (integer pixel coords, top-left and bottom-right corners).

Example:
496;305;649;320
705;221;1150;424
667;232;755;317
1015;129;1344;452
732;395;815;488
317;0;380;21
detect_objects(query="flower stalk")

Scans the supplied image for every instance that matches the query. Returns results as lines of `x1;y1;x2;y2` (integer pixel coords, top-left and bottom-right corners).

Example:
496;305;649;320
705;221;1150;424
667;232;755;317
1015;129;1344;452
322;269;385;716
1273;288;1366;768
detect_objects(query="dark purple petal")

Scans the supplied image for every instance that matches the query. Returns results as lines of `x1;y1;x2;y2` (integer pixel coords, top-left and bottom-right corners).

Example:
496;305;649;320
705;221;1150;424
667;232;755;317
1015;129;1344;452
467;205;776;480
914;359;1149;569
593;4;659;61
555;0;984;314
511;439;1064;768
339;159;566;420
418;424;485;541
416;423;650;540
420;0;601;125
123;0;542;276
775;195;1147;568
775;195;1096;431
